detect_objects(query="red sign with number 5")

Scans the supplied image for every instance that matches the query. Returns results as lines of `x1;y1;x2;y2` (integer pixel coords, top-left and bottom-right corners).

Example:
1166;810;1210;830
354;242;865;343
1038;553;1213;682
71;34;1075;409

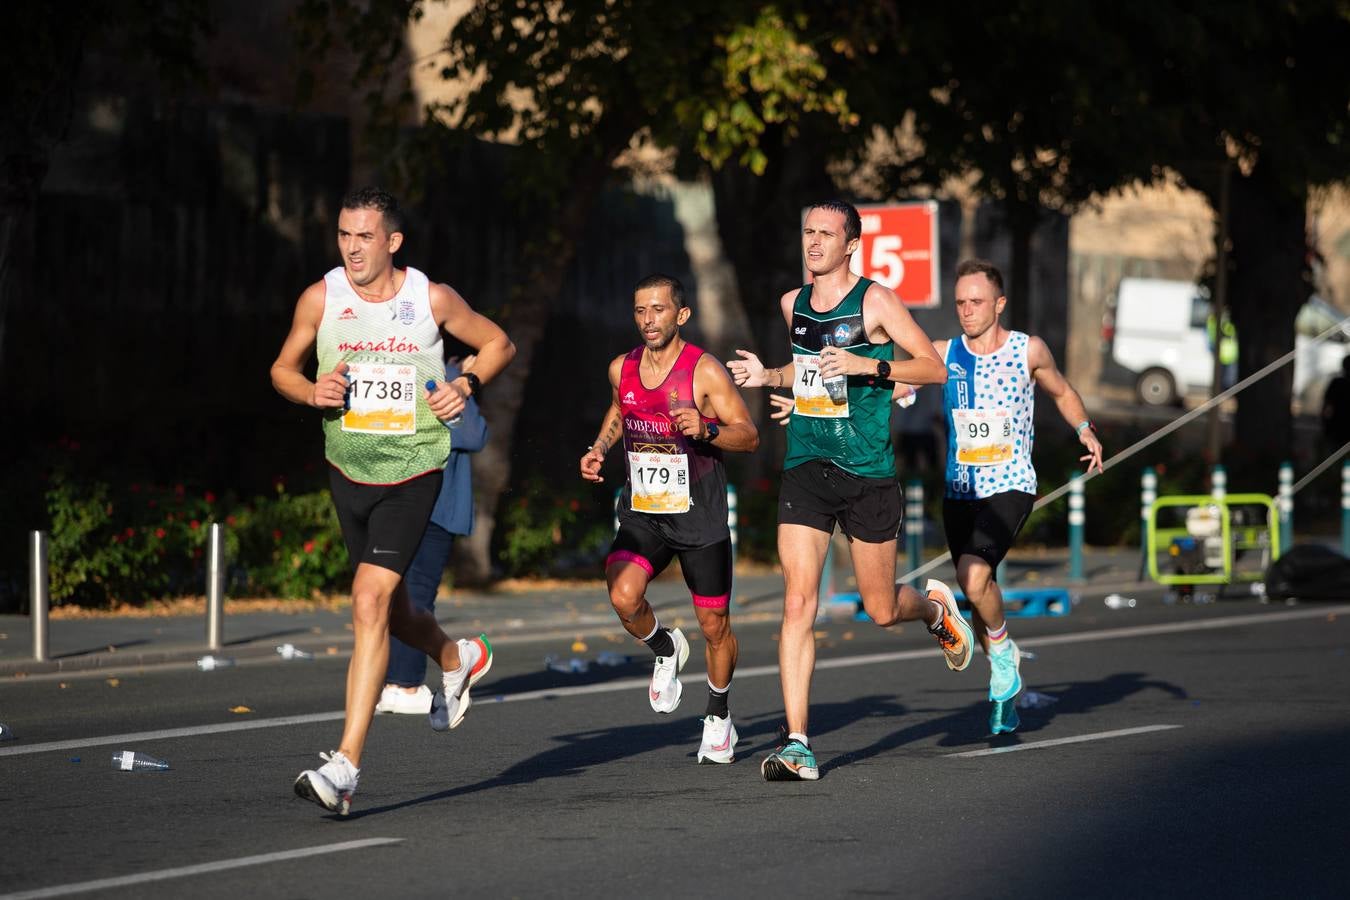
802;201;940;308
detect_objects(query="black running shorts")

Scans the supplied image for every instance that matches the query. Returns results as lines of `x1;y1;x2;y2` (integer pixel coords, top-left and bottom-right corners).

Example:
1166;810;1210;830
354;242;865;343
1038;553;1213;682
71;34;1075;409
942;490;1036;570
778;458;902;544
605;518;733;608
328;466;442;575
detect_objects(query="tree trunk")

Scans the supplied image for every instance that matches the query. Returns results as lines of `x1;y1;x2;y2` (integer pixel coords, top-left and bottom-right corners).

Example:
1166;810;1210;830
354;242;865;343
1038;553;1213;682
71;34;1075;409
1223;156;1309;484
1004;200;1037;337
457;150;620;582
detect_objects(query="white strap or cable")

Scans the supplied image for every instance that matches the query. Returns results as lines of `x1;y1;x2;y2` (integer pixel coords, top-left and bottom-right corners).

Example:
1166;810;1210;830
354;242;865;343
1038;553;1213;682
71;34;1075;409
1291;441;1350;495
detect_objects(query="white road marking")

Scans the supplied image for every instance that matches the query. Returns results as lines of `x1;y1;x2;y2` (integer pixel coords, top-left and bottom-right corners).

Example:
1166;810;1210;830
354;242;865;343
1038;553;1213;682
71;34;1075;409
0;838;402;900
945;724;1183;758
1;603;1343;759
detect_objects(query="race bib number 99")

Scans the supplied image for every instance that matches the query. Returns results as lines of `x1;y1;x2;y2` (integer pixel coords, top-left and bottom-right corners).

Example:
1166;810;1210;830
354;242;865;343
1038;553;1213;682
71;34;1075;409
342;362;417;435
792;354;849;418
952;408;1013;465
628;451;691;514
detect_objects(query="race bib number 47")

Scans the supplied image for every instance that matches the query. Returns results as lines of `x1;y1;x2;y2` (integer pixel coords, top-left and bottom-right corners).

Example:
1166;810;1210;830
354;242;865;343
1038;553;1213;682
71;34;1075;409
628;451;691;514
342;362;417;435
792;354;849;418
952;407;1013;465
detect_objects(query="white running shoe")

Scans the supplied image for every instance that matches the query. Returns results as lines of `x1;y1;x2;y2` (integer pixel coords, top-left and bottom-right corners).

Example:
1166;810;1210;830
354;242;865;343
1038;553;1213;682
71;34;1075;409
429;634;493;732
375;684;434;715
697;714;738;764
648;627;690;714
293;750;359;816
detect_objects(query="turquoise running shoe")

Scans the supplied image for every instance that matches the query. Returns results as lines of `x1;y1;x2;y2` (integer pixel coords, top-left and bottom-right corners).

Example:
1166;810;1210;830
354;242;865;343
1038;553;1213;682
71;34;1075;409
989;698;1021;735
761;733;819;781
988;638;1023;703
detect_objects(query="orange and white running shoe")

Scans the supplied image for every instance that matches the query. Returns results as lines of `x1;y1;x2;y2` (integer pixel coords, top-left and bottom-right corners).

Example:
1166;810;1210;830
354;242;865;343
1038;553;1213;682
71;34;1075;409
925;578;974;671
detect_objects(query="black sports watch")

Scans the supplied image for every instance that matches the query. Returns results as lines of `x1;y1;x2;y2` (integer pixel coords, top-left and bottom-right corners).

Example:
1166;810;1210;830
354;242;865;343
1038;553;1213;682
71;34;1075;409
875;359;891;380
460;372;482;396
701;421;720;442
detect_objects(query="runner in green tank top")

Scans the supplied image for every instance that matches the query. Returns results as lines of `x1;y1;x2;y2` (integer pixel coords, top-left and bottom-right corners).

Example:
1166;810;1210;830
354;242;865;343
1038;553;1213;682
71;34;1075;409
727;199;973;782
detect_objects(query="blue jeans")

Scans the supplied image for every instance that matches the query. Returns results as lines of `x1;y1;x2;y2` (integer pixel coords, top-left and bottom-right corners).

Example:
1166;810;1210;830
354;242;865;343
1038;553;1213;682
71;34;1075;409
387;521;454;687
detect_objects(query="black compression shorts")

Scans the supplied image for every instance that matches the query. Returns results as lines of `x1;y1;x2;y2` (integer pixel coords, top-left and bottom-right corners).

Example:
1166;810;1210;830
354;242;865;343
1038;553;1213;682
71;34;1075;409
329;466;442;575
942;491;1035;570
605;517;732;608
778;458;902;543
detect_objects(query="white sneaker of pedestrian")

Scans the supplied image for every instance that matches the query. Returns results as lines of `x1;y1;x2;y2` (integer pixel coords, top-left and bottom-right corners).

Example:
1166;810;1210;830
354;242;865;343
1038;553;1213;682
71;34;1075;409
648;627;690;714
375;684;434;715
697;714;738;764
293;750;359;816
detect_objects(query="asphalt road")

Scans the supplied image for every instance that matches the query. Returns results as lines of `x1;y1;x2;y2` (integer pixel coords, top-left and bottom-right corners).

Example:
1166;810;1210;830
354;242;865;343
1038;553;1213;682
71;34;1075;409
3;592;1349;899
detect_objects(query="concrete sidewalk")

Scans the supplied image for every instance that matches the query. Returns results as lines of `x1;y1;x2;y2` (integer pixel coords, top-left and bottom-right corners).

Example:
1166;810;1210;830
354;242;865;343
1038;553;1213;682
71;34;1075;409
0;547;1157;677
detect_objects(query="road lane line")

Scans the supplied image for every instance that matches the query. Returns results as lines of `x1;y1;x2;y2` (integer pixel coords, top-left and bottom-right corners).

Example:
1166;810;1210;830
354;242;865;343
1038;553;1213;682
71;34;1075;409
0;838;402;900
945;724;1183;758
2;604;1342;759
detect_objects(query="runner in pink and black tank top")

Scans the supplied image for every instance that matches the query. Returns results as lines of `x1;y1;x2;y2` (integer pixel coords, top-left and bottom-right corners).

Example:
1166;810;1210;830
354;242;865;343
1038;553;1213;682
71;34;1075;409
580;274;759;765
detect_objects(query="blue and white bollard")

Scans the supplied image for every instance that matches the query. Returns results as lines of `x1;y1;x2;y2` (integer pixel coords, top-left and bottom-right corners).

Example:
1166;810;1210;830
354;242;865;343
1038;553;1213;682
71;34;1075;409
1140;467;1157;579
904;479;924;587
1211;464;1227;503
1342;460;1350;558
1277;461;1294;550
1068;475;1085;583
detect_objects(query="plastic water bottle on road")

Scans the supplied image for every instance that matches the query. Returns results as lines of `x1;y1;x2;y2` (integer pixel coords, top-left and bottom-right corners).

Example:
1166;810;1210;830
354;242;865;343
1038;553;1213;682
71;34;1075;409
196;654;235;671
111;751;170;772
1103;593;1137;610
276;643;314;660
820;332;847;403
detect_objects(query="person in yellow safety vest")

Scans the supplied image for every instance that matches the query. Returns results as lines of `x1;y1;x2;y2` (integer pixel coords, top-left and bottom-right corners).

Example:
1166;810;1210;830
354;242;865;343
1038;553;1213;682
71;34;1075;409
1207;310;1238;389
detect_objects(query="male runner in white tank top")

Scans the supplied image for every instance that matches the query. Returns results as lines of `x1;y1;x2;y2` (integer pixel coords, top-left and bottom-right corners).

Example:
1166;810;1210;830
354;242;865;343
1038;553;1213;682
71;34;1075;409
271;187;515;814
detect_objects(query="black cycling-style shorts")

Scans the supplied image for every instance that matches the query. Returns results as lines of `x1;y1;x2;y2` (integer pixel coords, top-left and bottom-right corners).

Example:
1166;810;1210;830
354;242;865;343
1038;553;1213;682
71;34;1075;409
328;466;442;575
942;491;1036;570
605;516;733;608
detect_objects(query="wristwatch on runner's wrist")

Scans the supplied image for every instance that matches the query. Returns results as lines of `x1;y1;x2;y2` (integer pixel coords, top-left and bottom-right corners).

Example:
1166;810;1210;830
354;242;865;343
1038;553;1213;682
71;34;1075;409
459;372;481;396
875;360;891;380
701;422;720;442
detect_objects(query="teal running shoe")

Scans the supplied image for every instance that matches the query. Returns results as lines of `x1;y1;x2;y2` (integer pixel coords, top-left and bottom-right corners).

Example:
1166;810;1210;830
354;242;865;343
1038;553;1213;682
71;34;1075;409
988;638;1023;703
989;698;1021;735
761;733;819;782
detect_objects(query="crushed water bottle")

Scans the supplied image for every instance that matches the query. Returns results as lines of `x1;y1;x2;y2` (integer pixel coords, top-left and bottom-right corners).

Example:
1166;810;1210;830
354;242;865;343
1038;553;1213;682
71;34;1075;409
1103;593;1137;610
819;332;848;403
0;723;14;741
276;643;314;661
595;651;632;667
111;750;170;772
1017;690;1058;709
196;654;236;671
544;655;589;674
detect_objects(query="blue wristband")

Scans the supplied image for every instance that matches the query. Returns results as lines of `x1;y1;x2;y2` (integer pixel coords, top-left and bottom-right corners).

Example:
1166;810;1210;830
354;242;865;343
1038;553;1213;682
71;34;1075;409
1075;420;1092;436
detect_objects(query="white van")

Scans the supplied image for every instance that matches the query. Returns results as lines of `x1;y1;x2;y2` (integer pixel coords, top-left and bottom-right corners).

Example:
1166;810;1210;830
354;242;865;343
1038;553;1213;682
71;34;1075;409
1101;277;1350;409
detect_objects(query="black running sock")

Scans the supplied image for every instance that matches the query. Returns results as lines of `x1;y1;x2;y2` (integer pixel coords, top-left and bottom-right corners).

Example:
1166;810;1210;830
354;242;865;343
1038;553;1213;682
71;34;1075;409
644;626;675;658
705;686;729;719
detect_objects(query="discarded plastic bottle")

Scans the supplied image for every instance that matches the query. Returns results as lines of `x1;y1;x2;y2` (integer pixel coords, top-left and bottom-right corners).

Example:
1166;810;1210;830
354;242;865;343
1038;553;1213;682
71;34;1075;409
196;654;236;671
595;651;632;667
276;643;314;661
1017;690;1058;710
819;333;848;403
1103;593;1137;610
544;655;589;674
0;723;14;742
111;751;170;772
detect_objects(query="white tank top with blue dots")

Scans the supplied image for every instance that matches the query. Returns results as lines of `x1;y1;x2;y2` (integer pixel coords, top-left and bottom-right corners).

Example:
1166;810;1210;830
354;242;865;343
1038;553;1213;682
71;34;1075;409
942;330;1037;500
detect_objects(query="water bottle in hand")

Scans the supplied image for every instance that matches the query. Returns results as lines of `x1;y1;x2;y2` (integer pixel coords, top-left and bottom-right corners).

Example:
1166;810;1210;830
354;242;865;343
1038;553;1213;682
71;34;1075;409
111;750;170;772
429;379;462;426
820;332;847;403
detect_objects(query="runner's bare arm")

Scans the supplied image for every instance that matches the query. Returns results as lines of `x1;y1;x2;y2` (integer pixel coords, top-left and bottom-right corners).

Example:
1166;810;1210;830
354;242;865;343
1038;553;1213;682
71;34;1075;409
271;282;347;409
580;355;626;483
678;354;759;452
821;283;944;385
728;289;800;388
1028;335;1103;474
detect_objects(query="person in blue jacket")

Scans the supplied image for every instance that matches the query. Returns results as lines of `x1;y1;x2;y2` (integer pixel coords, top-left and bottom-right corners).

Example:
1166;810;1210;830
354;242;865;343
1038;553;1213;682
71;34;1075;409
376;356;488;714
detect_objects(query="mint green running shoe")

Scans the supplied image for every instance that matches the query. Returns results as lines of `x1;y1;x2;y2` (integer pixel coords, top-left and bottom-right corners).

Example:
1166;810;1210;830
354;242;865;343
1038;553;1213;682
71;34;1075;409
989;698;1021;735
761;733;819;781
988;638;1023;703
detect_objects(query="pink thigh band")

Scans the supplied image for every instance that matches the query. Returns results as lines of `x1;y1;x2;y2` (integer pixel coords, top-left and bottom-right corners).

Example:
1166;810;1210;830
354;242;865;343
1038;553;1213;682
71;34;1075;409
693;593;729;609
605;550;655;578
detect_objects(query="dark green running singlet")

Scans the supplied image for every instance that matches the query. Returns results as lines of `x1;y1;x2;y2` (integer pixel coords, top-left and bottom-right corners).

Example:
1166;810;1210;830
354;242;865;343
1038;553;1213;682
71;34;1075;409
783;277;895;479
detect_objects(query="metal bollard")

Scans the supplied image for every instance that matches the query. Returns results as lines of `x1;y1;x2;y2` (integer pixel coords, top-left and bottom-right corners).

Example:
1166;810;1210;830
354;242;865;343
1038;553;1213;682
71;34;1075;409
1211;464;1227;503
726;484;738;611
1068;476;1085;583
1277;461;1294;550
1342;460;1350;558
904;479;924;587
1139;467;1157;580
206;523;226;652
30;530;49;662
